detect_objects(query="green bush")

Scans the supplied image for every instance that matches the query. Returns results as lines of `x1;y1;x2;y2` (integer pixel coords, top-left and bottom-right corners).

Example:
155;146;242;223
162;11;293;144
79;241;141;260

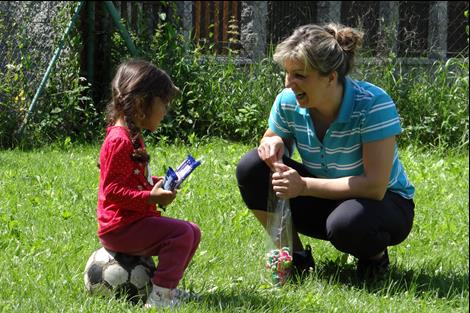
25;4;100;148
0;62;26;148
0;14;33;148
124;13;469;149
155;53;282;144
1;4;468;150
131;13;283;145
357;56;469;149
0;3;100;148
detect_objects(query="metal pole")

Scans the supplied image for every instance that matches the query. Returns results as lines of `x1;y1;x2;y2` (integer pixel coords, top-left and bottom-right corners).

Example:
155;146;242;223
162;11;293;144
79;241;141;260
103;1;139;57
17;1;85;138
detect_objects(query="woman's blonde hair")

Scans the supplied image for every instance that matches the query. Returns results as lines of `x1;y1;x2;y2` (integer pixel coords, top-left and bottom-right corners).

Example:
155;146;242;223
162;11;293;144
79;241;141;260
273;23;364;81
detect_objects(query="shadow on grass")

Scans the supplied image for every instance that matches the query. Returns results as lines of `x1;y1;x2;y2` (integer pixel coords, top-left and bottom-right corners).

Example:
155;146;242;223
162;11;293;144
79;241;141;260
316;260;469;299
194;288;276;311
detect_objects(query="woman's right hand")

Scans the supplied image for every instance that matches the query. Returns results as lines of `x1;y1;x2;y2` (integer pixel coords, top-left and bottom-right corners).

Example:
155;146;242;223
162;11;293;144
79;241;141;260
258;134;285;171
148;179;177;206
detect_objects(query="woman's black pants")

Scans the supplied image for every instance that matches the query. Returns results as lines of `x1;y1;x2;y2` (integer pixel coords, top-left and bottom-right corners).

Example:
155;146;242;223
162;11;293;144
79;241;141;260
236;148;415;259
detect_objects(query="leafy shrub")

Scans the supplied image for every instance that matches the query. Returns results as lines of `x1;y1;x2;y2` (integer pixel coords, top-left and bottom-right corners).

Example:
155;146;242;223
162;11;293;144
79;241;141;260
130;12;283;145
0;3;100;148
126;11;469;149
0;14;33;148
357;55;469;148
1;3;468;150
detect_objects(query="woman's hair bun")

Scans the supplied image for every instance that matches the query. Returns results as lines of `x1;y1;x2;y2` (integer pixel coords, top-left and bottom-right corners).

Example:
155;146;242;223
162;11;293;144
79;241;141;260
324;23;364;53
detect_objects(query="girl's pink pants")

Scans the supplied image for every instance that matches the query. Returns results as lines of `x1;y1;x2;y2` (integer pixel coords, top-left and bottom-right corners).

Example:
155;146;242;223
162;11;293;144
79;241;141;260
99;216;201;289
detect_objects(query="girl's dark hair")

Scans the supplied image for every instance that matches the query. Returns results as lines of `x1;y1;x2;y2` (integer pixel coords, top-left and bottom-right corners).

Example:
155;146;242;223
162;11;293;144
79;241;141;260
105;59;180;164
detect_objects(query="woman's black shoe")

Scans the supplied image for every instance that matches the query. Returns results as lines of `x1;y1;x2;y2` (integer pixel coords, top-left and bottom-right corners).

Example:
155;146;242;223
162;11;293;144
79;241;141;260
292;244;315;279
357;249;390;281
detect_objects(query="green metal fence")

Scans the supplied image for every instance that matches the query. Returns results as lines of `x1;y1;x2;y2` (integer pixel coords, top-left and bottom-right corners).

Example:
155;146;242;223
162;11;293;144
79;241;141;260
0;1;141;140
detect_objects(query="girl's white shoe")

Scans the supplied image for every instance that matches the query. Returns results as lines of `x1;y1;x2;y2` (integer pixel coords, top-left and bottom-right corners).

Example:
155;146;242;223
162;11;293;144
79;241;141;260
144;284;194;308
145;285;179;308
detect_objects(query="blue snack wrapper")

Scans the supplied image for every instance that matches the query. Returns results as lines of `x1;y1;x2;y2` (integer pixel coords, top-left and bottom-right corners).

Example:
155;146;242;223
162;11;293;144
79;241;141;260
163;154;201;191
162;167;178;191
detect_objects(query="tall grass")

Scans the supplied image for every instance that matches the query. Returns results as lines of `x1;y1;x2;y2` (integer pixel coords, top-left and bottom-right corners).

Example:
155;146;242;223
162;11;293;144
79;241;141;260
356;56;469;149
1;4;468;150
138;22;469;149
0;139;467;312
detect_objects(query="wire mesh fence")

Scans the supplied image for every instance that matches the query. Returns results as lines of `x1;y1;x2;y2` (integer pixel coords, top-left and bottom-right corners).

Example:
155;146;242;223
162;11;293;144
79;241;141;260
0;1;72;107
0;1;468;147
447;1;469;58
0;1;79;145
1;1;467;108
265;1;468;59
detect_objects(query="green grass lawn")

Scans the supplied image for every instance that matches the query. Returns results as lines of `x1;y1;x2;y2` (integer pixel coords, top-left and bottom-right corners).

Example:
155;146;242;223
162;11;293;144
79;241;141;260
0;139;468;312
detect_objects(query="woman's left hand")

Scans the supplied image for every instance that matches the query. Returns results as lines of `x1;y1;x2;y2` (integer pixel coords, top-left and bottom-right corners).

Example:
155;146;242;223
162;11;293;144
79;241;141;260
271;162;306;199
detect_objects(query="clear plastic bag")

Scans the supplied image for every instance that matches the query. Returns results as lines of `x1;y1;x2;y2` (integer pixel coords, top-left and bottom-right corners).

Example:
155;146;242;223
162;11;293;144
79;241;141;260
266;186;293;250
265;164;294;286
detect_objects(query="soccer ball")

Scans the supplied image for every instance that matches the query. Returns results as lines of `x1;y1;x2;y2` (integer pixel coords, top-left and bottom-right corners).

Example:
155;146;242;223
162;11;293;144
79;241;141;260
84;247;156;304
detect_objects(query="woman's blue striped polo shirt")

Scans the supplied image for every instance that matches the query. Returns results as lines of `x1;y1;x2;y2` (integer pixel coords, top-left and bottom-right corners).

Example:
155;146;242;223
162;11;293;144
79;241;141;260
268;76;415;199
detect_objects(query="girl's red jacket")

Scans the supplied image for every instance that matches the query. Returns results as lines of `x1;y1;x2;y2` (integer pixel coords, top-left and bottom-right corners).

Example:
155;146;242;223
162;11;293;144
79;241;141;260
96;126;160;236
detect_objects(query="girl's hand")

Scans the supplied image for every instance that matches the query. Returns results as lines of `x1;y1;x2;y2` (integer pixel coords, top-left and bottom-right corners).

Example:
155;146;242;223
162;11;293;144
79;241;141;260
271;162;306;199
258;136;285;171
148;179;177;206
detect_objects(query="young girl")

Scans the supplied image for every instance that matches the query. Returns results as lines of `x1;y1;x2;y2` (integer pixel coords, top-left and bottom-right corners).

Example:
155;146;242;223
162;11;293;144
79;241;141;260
96;59;201;308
